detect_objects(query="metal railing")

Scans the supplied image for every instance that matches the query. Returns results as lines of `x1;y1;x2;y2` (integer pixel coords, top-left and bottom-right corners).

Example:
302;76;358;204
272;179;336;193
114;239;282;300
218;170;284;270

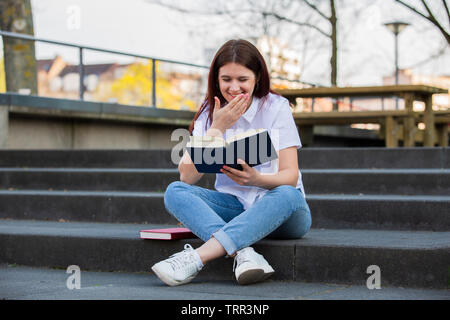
0;30;209;107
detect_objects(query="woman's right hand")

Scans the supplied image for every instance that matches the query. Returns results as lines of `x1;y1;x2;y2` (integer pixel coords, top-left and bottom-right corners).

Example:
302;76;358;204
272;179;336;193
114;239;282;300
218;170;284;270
209;94;249;134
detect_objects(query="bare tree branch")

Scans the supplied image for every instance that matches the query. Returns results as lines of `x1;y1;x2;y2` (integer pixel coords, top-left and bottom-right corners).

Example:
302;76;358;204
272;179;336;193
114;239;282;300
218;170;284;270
395;0;450;44
146;0;196;14
147;0;243;16
394;0;429;20
420;0;440;25
405;42;449;69
146;0;341;88
441;0;450;27
262;11;329;37
301;0;330;20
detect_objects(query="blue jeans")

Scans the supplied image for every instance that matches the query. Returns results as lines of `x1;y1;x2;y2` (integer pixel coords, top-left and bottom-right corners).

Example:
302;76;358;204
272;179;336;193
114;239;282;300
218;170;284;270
164;181;312;255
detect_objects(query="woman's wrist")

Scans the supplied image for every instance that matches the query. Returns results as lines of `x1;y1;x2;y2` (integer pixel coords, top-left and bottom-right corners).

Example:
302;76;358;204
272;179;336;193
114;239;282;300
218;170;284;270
206;125;224;138
255;170;298;190
253;173;268;189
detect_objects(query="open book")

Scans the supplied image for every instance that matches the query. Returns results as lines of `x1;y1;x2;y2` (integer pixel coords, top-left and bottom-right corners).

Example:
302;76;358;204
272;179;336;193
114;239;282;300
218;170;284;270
186;128;277;173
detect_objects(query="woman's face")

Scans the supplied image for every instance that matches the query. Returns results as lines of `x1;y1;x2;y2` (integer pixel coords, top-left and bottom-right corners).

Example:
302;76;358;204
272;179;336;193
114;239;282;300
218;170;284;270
218;62;256;104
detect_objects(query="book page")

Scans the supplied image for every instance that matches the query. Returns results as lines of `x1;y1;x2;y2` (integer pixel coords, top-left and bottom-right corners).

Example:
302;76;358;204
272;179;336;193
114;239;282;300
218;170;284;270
225;128;266;144
186;135;226;148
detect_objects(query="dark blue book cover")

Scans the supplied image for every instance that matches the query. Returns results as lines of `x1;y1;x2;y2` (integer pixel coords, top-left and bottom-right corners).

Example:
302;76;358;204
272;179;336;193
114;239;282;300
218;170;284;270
186;129;278;173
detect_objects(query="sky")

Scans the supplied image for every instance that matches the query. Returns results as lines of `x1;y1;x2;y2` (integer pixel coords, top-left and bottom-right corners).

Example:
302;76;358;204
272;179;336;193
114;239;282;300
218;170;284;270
28;0;450;87
31;0;195;63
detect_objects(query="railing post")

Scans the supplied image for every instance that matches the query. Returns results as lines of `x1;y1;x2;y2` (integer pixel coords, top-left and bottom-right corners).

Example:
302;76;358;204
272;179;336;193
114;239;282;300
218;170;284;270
152;59;156;107
385;116;399;148
423;94;435;147
403;93;416;147
79;47;85;100
0;106;8;148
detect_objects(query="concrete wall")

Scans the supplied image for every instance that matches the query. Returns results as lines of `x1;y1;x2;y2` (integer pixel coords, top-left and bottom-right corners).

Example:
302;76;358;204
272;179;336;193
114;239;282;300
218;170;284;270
0;93;386;150
0;93;194;150
7;115;188;149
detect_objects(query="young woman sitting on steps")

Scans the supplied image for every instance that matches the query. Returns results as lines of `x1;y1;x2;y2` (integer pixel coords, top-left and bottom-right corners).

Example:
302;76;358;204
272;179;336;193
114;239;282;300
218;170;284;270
152;39;312;286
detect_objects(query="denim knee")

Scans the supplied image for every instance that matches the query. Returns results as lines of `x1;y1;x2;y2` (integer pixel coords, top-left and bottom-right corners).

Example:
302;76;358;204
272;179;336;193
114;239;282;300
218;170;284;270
164;181;190;211
267;200;312;239
291;195;312;238
295;206;312;237
272;185;303;212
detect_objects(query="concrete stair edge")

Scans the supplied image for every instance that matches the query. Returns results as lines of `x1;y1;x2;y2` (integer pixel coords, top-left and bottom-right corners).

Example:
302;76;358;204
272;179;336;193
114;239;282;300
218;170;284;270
0;169;449;195
0;219;448;289
0;147;448;169
0;191;449;231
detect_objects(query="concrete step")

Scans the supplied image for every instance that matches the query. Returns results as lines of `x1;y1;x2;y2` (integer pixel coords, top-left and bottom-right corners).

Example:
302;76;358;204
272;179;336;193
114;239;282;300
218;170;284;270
1;148;448;169
0;219;448;289
2;264;450;300
308;194;450;231
0;190;174;224
302;169;450;196
0;168;448;196
0;150;177;169
0;168;189;193
297;147;449;169
0;190;448;231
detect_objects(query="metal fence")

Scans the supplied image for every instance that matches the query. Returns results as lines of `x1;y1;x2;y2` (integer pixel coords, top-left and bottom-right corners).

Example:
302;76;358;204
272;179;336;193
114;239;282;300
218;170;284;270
0;30;209;108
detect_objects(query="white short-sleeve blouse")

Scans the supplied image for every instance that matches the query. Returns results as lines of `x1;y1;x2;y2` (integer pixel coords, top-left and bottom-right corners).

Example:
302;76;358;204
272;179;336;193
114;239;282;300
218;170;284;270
192;92;305;209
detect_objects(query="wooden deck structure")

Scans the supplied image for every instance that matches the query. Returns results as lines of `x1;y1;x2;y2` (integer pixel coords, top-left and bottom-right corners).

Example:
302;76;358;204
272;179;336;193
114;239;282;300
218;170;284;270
275;85;449;147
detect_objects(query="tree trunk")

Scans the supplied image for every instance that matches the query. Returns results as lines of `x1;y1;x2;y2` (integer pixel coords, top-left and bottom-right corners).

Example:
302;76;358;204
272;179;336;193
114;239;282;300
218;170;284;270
329;0;338;110
0;0;37;94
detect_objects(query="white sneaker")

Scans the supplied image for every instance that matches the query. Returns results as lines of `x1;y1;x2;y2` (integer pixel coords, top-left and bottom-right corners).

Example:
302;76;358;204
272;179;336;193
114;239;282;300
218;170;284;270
151;244;203;286
233;247;275;285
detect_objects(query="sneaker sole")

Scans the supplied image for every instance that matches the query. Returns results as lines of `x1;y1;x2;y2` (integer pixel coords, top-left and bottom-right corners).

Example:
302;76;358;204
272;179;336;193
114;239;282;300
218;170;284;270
151;264;195;287
236;267;275;285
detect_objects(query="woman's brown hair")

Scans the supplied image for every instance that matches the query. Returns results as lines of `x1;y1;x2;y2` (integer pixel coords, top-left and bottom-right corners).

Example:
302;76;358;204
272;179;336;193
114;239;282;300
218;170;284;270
188;39;275;134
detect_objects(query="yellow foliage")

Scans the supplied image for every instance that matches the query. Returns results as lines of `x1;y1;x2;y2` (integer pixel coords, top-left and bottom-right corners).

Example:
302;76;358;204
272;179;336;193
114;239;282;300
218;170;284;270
271;83;290;90
95;60;197;111
0;58;6;92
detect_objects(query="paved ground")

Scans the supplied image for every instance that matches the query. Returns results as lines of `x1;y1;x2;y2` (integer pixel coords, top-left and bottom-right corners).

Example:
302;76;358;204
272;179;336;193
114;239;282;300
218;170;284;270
1;264;449;300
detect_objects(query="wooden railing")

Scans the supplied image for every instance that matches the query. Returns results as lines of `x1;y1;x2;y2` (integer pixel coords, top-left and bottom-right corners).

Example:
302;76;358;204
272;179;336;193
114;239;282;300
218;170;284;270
275;85;449;147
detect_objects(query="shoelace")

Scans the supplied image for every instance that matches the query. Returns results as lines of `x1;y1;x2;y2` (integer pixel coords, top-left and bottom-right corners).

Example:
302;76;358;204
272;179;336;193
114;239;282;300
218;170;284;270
233;250;251;272
167;244;199;273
